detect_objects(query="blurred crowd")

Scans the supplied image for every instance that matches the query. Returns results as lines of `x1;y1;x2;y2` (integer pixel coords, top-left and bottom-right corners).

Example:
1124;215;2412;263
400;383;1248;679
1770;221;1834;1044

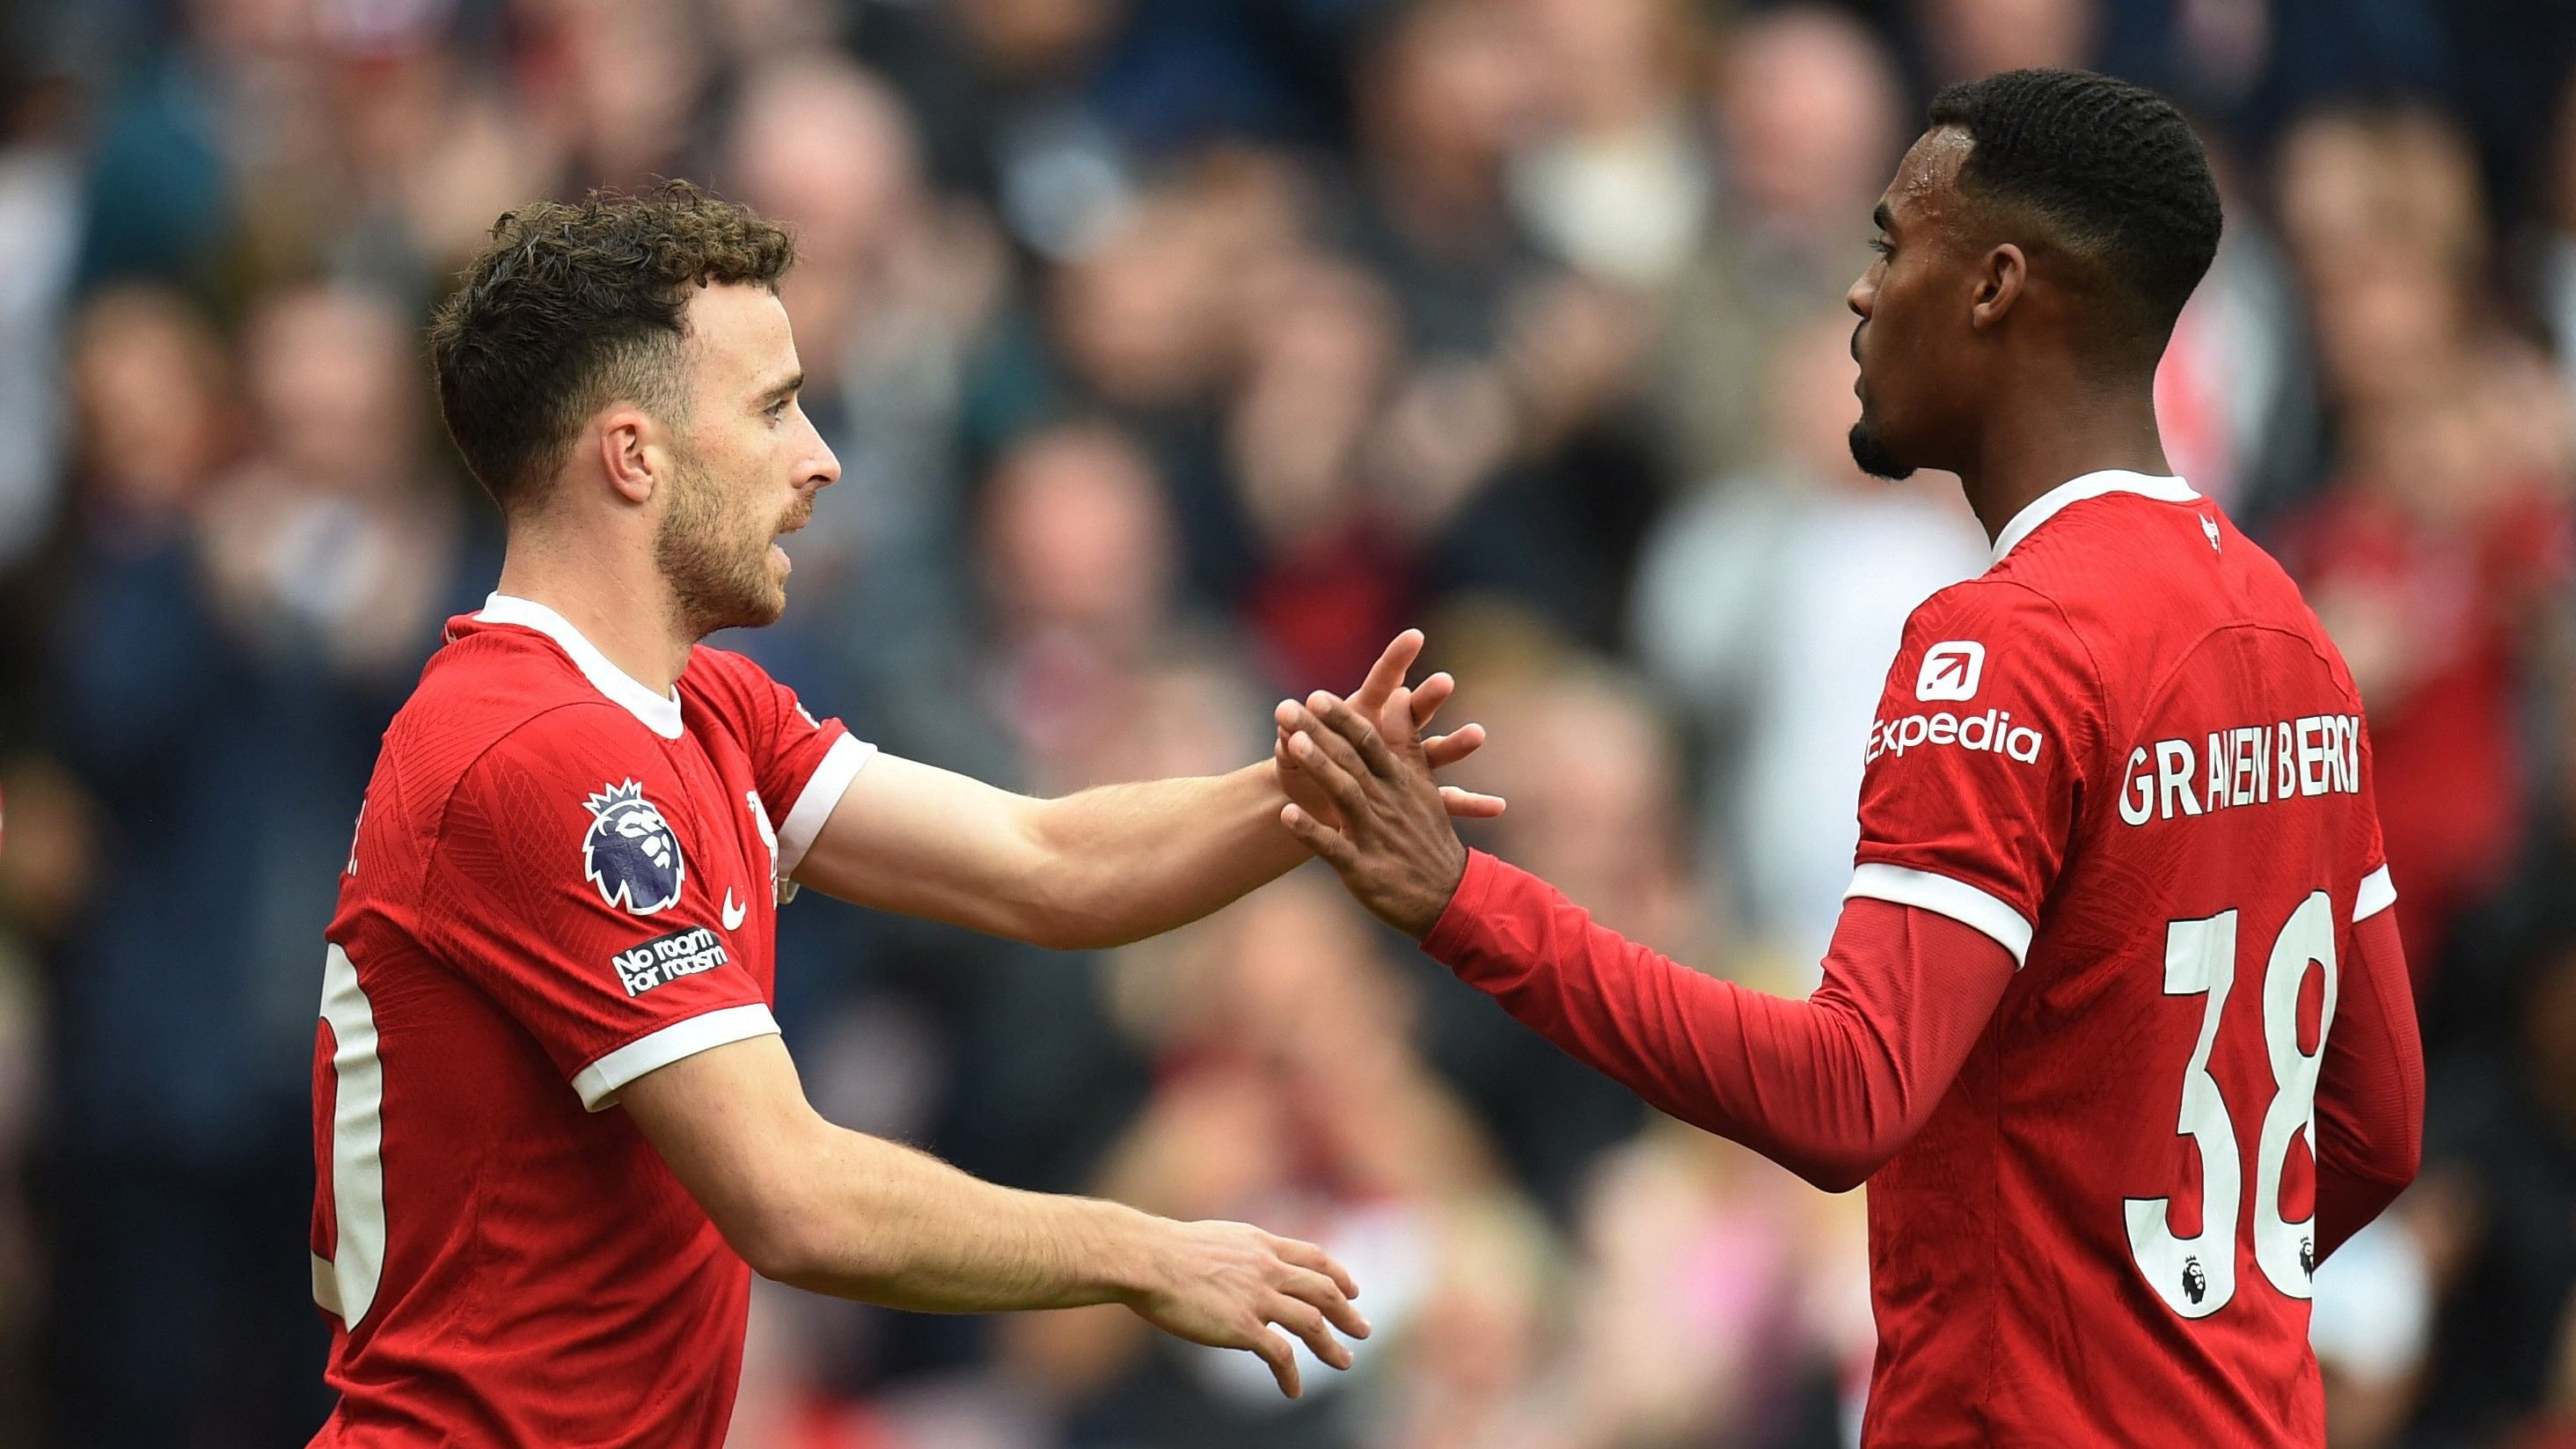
2;0;2575;1445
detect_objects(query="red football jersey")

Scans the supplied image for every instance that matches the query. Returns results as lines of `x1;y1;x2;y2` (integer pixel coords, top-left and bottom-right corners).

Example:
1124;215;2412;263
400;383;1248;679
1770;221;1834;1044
1842;472;2394;1443
307;594;872;1446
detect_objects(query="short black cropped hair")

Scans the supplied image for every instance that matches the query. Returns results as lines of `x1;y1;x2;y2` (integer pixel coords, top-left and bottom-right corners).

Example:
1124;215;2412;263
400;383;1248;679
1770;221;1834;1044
428;181;794;513
1927;70;2222;355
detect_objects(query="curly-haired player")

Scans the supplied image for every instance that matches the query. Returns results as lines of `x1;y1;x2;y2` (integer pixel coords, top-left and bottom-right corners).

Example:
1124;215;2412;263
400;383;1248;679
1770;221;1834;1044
1276;70;2424;1445
305;184;1503;1445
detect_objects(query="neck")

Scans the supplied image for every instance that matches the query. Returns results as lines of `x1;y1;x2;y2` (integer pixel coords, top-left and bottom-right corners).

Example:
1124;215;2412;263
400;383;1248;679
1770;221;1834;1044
494;529;692;694
1951;365;2173;544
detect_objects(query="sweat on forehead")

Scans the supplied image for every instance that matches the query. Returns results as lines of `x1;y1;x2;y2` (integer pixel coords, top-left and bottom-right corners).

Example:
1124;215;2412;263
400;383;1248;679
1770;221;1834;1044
1880;129;1971;229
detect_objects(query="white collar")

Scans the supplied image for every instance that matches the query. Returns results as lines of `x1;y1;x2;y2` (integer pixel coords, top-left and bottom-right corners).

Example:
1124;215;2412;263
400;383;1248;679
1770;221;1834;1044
474;593;684;739
1989;470;2199;562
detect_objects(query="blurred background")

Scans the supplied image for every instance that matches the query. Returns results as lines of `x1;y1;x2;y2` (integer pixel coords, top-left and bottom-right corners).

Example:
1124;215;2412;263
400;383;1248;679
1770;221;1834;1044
0;0;2571;1445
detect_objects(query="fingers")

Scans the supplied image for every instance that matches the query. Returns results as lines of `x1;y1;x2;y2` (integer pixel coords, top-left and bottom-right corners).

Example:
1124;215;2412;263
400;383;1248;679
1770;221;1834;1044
1279;802;1360;870
1270;1293;1356;1372
1306;691;1401;779
1422;720;1485;769
1409;671;1453;728
1290;699;1380;791
1277;1266;1371;1344
1350;629;1424;710
1285;729;1371;822
1248;1326;1301;1398
1439;785;1509;819
1267;1233;1362;1303
1383;686;1424;755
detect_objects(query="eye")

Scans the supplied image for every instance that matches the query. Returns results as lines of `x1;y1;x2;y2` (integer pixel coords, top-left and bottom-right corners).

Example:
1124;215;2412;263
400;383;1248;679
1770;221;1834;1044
1868;236;1894;259
765;397;792;421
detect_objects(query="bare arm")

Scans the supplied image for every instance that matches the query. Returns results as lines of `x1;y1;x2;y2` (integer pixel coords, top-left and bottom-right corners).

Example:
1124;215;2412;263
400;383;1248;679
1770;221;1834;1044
621;1034;1369;1396
789;754;1306;951
790;633;1499;950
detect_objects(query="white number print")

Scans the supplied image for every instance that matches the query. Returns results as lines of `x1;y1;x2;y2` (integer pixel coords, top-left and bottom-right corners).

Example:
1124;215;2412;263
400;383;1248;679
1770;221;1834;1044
2254;893;2338;1296
2126;912;2242;1318
2125;893;2336;1318
313;942;387;1326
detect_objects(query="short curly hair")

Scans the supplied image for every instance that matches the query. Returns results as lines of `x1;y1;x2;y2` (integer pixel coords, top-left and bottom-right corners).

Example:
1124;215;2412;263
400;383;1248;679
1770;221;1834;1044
428;181;795;512
1927;70;2221;355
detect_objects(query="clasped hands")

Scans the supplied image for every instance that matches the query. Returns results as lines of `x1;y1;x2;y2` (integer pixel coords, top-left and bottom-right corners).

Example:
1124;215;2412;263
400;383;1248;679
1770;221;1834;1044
1271;630;1496;940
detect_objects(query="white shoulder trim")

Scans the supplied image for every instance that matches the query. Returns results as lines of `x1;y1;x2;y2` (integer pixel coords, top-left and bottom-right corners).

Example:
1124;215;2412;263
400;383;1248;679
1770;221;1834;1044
1990;471;2199;563
1846;862;2036;968
2354;865;2397;923
477;593;684;740
777;733;875;879
573;1003;779;1110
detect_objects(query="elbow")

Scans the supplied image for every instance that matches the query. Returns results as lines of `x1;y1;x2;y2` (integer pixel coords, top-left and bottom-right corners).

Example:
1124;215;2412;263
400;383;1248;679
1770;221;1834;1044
1768;1122;1913;1195
1799;1163;1871;1196
1663;1083;1917;1194
1792;1148;1892;1196
720;1181;882;1291
725;1199;830;1286
734;1208;902;1293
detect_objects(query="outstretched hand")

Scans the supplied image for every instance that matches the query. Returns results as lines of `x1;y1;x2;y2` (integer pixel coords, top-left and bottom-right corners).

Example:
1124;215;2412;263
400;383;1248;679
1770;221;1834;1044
1275;686;1473;940
1274;630;1505;829
1123;1218;1370;1399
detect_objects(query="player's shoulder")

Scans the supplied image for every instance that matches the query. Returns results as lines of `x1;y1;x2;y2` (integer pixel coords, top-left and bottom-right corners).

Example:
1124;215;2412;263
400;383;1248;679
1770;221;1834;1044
1995;485;2356;699
1879;574;2109;762
1904;570;2082;634
386;620;672;799
1898;572;2097;680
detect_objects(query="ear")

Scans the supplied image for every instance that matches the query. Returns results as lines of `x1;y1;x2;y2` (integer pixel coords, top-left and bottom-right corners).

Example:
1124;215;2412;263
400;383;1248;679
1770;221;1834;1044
1969;243;2027;332
595;406;659;507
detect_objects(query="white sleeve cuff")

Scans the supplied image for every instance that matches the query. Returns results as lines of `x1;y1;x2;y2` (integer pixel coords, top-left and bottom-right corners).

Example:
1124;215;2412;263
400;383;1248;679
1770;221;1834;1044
2354;865;2397;923
776;733;874;879
1845;862;2035;968
572;1003;780;1111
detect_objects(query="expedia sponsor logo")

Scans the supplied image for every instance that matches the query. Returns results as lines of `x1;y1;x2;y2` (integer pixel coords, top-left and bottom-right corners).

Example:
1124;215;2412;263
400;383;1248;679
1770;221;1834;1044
1915;640;1986;702
1867;707;2044;766
611;926;730;998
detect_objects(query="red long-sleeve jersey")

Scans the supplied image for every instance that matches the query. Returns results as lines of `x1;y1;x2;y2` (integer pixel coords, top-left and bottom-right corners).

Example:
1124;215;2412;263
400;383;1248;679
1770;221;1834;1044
1425;472;2425;1445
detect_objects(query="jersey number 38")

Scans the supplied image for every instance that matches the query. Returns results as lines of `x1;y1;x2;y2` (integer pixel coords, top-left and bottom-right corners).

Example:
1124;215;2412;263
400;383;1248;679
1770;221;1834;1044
2125;891;2338;1319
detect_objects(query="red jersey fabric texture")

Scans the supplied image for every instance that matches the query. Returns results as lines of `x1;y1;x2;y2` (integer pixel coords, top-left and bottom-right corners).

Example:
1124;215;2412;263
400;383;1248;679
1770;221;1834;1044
308;595;872;1447
1423;471;2424;1447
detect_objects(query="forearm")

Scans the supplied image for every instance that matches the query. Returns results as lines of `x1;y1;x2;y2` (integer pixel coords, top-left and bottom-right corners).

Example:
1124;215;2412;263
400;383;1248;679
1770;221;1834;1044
2314;908;2423;1262
1421;851;2014;1190
767;1124;1167;1312
1028;762;1303;949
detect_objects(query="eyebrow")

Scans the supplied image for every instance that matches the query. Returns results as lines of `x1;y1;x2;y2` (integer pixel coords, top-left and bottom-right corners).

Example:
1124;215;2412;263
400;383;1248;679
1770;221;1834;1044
1873;202;1895;237
756;371;803;406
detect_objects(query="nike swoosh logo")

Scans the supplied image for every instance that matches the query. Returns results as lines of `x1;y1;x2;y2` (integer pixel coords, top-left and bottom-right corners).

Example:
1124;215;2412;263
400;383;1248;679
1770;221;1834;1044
721;889;747;930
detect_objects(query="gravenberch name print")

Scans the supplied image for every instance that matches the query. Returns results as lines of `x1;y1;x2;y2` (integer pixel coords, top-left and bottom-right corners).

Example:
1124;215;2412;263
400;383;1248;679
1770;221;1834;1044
2119;714;2367;826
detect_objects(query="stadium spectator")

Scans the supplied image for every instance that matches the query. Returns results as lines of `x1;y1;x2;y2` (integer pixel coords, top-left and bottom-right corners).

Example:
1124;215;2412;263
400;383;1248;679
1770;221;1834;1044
1650;6;1906;491
1631;308;1985;964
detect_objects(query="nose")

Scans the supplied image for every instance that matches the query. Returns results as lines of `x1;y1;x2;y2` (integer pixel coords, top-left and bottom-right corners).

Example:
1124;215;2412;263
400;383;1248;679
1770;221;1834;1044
804;434;842;494
1847;274;1872;320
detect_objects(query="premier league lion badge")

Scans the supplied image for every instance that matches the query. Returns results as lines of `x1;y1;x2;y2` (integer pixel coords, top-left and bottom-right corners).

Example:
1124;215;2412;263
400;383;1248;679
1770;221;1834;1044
582;779;686;915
